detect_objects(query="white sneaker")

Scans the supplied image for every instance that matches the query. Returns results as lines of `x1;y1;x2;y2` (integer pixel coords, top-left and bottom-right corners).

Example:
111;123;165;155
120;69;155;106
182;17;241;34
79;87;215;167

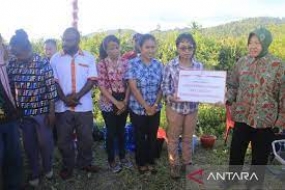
109;162;122;173
120;159;133;169
28;178;39;187
45;170;53;179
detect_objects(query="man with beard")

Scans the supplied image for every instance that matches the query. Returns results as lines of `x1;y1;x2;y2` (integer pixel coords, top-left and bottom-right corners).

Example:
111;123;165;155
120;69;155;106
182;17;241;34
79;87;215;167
50;27;99;180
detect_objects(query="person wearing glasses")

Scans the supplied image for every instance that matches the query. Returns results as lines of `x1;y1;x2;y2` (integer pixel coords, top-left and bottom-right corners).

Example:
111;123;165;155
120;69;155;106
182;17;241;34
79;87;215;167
161;33;203;179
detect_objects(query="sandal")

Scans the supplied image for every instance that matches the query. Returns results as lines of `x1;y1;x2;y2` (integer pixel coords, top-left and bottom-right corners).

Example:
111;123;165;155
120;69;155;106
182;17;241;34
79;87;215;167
147;165;158;174
138;166;148;174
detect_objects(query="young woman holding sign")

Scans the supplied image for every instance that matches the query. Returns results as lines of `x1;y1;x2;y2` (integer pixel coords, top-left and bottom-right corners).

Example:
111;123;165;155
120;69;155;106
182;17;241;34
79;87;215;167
161;33;203;179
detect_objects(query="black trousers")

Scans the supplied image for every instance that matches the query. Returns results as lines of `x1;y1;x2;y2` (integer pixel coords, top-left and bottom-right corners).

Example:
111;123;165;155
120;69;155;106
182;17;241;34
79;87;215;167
53;126;57;145
229;122;275;185
130;111;160;167
102;111;128;163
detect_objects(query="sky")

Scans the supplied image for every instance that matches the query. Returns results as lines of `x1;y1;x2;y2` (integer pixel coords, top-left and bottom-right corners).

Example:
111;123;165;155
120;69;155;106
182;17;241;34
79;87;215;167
0;0;284;41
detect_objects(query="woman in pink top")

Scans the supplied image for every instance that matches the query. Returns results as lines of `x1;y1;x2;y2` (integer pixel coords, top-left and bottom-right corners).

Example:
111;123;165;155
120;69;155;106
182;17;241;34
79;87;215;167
97;35;133;173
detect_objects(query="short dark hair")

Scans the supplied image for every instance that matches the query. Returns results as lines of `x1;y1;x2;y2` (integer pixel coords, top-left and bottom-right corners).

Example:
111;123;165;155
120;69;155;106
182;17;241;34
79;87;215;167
99;35;120;60
9;29;31;51
63;27;80;40
44;39;57;46
138;34;156;47
176;33;196;49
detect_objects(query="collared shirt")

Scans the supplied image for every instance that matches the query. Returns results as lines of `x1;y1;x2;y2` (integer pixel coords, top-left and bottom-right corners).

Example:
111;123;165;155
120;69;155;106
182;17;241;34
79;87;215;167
125;56;163;115
161;57;203;114
226;54;285;129
97;57;128;112
50;50;98;113
7;53;57;116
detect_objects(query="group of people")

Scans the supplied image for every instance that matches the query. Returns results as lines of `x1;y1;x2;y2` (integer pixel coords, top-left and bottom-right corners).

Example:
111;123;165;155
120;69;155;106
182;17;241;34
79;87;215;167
0;26;284;190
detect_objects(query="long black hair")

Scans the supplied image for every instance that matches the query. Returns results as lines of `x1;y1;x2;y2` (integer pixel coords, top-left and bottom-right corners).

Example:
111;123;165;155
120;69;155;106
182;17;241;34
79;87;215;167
99;35;120;60
9;29;32;51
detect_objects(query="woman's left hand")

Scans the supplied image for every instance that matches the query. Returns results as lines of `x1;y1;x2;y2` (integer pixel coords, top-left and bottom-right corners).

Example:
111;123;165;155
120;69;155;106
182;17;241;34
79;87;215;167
116;101;127;115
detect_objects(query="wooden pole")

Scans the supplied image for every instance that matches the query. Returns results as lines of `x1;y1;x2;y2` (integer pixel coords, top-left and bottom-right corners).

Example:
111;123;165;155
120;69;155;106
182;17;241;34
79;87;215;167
72;0;78;29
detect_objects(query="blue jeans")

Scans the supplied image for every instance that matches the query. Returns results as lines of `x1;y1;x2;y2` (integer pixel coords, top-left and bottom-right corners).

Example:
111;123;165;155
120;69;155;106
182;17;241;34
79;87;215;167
0;121;22;190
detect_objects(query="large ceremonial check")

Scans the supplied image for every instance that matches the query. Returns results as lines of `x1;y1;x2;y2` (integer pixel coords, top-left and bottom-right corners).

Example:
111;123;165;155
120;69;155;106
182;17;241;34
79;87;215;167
177;70;226;103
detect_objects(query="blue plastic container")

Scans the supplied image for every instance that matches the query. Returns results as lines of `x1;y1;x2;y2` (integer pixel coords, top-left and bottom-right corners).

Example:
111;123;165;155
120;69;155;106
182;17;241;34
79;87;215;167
178;135;199;154
102;123;136;154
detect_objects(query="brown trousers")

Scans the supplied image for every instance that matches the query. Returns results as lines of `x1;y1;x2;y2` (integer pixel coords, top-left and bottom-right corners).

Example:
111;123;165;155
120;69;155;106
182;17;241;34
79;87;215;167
166;106;198;166
56;111;94;170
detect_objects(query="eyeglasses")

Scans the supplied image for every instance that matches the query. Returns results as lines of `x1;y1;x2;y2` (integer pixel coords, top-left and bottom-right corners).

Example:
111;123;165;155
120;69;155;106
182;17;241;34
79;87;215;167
178;46;194;52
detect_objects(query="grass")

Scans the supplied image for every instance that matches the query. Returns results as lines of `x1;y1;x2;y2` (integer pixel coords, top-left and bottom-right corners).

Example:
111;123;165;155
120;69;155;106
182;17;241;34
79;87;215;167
20;138;241;190
20;135;285;190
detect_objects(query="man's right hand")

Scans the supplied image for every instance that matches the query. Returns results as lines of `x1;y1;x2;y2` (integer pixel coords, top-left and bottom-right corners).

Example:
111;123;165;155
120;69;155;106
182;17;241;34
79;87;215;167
64;94;80;107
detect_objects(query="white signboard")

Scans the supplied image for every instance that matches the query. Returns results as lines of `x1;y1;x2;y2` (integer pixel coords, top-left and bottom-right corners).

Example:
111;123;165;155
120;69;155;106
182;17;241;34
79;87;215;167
177;70;227;103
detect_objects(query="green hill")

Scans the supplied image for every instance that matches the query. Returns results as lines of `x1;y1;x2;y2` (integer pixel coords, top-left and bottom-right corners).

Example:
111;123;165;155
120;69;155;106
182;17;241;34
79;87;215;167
86;17;285;38
202;17;285;37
